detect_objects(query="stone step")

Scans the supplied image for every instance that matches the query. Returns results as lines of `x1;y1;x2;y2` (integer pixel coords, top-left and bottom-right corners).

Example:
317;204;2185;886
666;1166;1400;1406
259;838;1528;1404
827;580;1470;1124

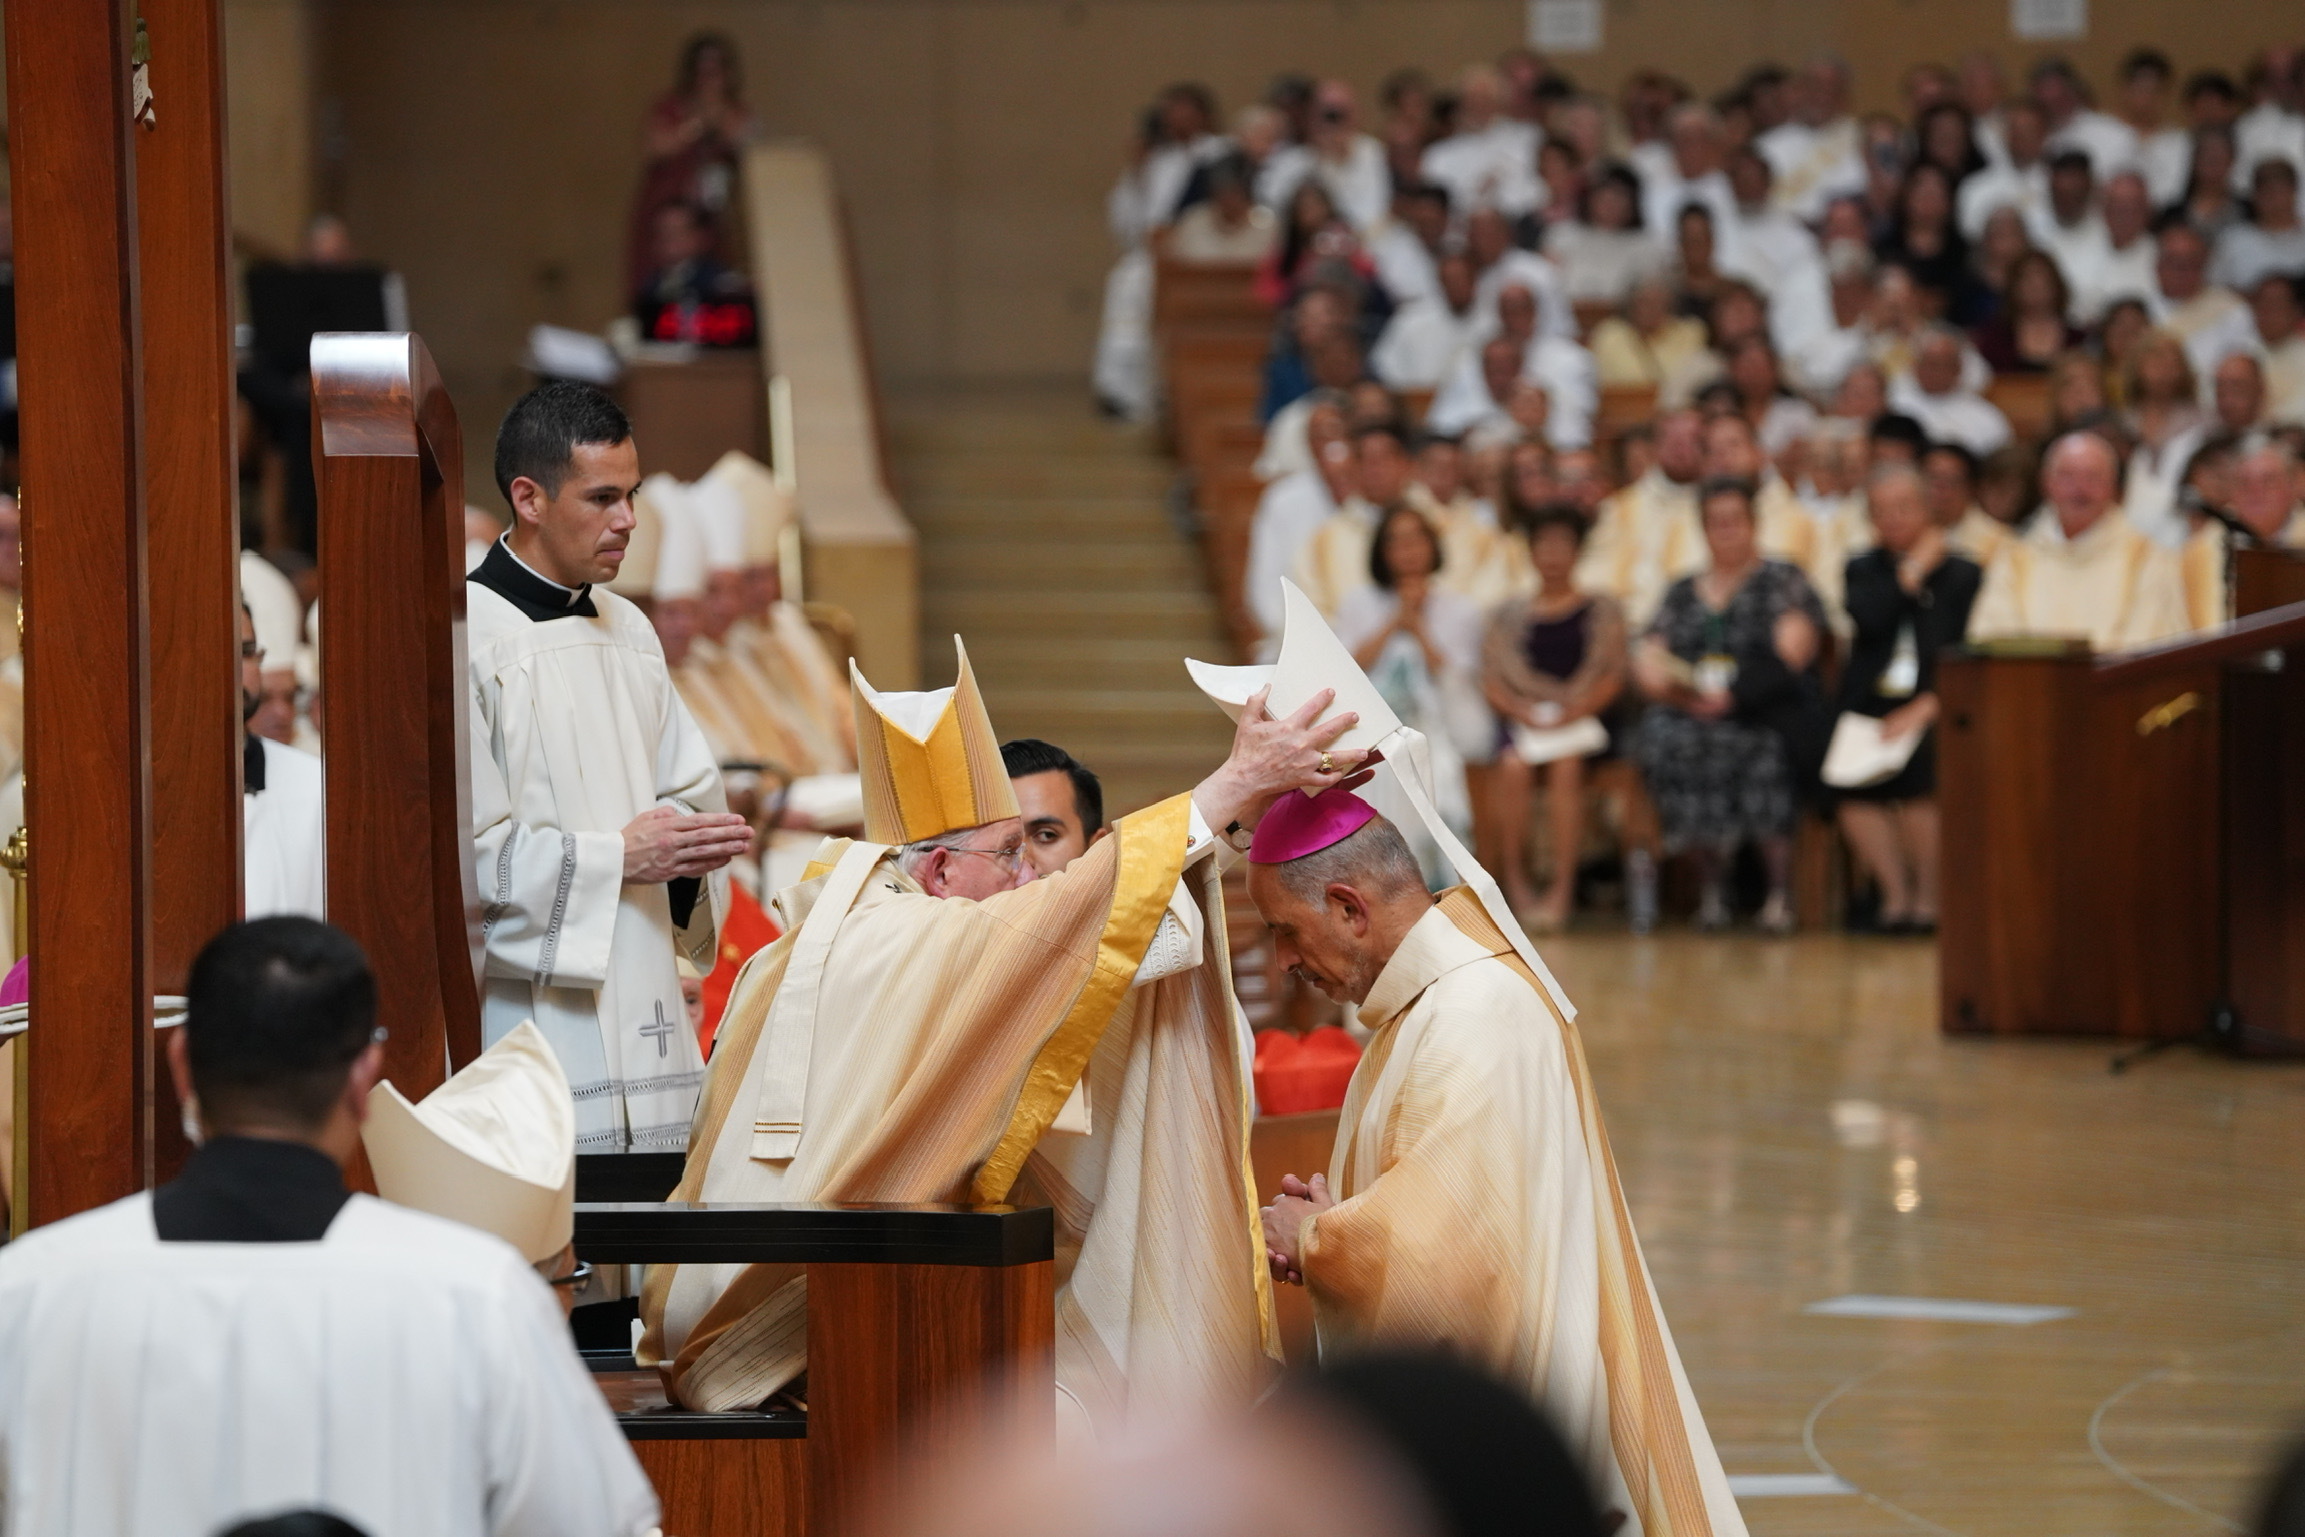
919;541;1202;587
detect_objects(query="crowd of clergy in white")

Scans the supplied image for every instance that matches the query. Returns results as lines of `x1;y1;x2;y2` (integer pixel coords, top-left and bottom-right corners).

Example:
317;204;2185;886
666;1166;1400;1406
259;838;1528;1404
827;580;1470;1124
0;382;1748;1536
1093;43;2305;930
1098;44;2305;642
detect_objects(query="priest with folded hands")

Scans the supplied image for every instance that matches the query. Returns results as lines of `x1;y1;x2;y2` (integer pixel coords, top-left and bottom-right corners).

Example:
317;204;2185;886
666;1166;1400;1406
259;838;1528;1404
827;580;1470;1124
468;381;752;1154
642;635;1364;1427
1226;589;1748;1537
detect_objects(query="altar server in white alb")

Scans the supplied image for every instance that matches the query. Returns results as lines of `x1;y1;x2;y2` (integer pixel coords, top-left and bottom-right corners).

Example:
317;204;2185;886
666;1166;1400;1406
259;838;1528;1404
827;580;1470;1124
0;917;660;1537
240;599;326;920
467;382;753;1151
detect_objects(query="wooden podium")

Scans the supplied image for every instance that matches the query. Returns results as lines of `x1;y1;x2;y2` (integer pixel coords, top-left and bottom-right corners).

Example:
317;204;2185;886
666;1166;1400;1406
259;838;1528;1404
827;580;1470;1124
1939;549;2305;1052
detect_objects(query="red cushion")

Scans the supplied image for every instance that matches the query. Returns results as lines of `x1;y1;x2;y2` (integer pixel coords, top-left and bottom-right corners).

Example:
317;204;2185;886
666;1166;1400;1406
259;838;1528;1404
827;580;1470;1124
1253;1025;1362;1115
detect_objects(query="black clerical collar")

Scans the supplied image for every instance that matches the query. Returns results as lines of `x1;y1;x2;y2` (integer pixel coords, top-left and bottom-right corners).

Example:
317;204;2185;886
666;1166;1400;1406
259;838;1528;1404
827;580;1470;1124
469;537;599;622
152;1135;351;1243
243;731;267;794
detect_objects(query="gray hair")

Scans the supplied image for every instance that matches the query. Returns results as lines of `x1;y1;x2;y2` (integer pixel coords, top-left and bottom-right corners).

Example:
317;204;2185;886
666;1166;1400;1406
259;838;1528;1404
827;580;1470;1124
895;826;986;882
1266;816;1427;908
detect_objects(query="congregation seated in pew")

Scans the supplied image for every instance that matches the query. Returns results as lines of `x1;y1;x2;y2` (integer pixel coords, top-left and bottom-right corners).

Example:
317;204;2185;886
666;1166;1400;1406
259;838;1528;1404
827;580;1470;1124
1629;477;1830;933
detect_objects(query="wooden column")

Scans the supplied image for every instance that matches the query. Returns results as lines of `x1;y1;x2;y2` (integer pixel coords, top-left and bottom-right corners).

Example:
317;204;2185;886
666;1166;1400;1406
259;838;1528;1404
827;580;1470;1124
138;0;243;1182
311;334;483;1094
4;0;156;1218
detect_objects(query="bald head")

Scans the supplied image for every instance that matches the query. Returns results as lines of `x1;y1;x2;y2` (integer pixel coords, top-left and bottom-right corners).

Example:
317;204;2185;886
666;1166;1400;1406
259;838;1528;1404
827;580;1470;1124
2043;431;2121;536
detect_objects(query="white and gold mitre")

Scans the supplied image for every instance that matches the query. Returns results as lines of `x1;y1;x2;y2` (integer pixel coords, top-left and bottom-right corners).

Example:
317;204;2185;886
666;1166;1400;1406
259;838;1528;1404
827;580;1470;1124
360;1020;577;1264
698;449;795;566
607;474;671;599
851;636;1019;846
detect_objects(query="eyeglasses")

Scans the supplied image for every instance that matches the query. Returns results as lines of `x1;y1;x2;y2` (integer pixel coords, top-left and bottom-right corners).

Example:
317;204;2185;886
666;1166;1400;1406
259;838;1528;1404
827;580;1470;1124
946;842;1025;873
549;1259;595;1291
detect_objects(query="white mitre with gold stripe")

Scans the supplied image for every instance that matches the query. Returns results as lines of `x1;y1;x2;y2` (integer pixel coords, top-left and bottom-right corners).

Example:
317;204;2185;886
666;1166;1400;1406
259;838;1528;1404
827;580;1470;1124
850;636;1019;846
361;1020;578;1264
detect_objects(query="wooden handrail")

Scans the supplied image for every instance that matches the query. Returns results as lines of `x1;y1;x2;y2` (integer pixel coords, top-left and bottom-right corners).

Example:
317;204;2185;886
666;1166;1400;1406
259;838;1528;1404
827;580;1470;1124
2092;599;2305;684
311;332;484;1096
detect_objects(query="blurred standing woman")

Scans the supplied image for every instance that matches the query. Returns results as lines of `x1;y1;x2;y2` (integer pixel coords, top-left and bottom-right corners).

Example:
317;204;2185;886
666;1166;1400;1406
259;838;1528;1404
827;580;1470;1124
628;34;763;299
1334;505;1490;884
1631;478;1830;932
1831;465;1981;933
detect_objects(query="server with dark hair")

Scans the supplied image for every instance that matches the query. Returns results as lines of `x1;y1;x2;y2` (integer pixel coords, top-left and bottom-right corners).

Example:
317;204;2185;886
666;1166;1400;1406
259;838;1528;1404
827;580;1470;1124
469;381;752;1155
1002;737;1107;877
0;919;661;1537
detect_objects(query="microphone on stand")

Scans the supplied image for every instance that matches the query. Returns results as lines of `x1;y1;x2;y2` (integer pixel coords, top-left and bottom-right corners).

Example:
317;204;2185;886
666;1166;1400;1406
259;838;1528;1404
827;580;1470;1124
2179;486;2265;546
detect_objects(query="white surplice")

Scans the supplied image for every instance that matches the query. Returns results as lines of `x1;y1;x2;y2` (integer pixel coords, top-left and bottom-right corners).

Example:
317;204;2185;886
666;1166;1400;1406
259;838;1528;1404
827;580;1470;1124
0;1194;659;1537
468;582;725;1151
244;736;326;921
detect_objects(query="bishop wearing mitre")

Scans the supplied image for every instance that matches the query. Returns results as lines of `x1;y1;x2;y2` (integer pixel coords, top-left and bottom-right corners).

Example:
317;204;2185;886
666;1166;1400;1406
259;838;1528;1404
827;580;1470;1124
468;382;753;1153
1207;585;1748;1537
642;636;1362;1424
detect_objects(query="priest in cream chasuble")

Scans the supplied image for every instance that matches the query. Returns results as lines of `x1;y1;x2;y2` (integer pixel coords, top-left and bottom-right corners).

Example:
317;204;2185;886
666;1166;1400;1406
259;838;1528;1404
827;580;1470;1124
1217;590;1747;1537
644;639;1365;1424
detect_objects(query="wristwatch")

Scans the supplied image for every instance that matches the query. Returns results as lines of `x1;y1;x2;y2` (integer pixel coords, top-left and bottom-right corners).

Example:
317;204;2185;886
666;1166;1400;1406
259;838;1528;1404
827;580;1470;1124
1221;819;1255;853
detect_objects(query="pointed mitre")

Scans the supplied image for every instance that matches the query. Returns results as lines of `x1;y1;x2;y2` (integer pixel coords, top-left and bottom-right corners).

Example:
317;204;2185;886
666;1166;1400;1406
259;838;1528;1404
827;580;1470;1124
851;636;1019;845
1185;578;1577;1020
688;473;749;574
699;450;795;566
360;1020;577;1264
608;475;668;599
648;476;708;602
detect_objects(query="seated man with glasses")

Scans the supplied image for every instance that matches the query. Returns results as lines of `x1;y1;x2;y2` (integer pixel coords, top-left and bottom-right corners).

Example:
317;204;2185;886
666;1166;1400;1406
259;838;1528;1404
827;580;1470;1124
0;916;660;1537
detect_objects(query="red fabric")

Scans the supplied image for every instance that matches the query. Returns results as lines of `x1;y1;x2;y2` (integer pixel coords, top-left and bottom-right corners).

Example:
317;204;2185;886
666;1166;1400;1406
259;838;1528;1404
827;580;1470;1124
699;882;779;1057
1253;1026;1362;1115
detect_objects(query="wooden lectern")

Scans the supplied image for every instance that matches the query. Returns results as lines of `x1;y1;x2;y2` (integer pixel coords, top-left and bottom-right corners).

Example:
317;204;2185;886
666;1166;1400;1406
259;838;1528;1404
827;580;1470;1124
1939;549;2305;1052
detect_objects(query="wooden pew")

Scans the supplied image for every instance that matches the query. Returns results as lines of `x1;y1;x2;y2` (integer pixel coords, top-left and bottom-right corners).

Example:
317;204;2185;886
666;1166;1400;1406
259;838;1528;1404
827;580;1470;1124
1985;373;2056;446
1938;583;2305;1051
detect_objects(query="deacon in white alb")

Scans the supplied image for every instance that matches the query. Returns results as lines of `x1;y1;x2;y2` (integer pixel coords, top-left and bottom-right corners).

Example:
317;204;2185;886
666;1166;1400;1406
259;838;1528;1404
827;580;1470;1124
467;382;753;1152
240;600;326;920
0;917;660;1537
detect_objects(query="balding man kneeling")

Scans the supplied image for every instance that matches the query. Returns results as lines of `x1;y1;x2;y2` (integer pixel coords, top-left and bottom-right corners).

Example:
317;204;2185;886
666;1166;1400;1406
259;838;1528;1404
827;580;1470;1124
1253;787;1748;1537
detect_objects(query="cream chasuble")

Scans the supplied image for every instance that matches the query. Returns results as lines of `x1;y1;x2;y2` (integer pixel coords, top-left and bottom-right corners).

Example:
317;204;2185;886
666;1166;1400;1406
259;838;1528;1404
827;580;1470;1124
642;795;1275;1422
731;603;857;770
1968;512;2195;651
1303;892;1746;1537
1576;473;1702;628
684;634;819;772
468;581;726;1152
1291;503;1382;618
0;1195;659;1537
2181;509;2305;628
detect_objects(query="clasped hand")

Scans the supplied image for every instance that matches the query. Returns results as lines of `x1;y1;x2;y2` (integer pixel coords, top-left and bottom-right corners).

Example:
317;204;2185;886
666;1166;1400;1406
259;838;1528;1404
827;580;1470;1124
1261;1172;1336;1286
1193;687;1374;836
622;805;754;883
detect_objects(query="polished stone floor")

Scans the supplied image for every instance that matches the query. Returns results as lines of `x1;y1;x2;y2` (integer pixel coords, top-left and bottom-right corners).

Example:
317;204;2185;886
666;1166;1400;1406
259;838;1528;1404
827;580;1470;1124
1552;929;2305;1536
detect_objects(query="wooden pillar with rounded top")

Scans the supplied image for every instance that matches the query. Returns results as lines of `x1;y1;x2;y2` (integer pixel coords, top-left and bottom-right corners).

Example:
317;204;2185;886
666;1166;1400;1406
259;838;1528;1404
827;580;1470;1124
138;0;245;1182
311;333;485;1097
4;0;157;1220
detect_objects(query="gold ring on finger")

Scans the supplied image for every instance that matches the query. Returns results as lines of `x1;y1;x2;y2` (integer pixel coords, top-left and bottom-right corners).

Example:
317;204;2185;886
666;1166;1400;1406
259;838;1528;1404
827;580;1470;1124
1319;751;1336;775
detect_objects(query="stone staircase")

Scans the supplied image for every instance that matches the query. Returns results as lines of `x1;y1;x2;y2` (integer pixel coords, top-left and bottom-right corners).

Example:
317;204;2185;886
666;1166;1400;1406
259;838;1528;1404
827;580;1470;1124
887;383;1238;817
